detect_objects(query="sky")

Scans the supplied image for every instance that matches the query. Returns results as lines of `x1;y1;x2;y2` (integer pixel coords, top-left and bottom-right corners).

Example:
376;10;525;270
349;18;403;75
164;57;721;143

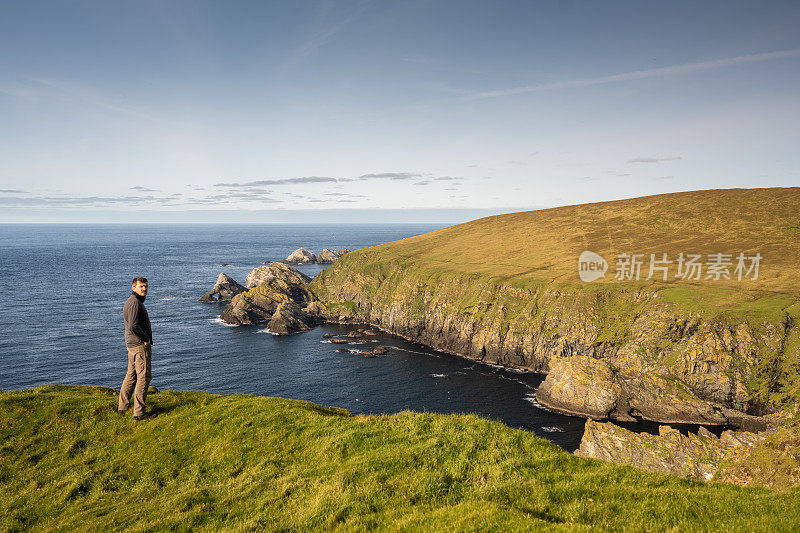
1;0;798;223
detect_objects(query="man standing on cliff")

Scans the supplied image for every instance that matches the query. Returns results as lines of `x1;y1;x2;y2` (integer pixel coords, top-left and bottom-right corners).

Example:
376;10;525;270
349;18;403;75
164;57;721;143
118;277;157;421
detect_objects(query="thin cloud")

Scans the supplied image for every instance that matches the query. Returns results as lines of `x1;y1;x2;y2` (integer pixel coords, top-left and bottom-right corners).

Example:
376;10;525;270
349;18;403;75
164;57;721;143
0;189;26;193
0;195;175;206
0;191;281;207
628;157;682;164
216;176;337;187
414;181;431;186
657;175;676;180
463;49;800;100
216;171;441;187
357;172;421;180
130;186;160;192
324;192;367;198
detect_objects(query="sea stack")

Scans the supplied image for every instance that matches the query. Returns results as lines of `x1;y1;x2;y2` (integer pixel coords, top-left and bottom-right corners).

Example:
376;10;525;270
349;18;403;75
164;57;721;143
284;247;317;264
198;273;246;302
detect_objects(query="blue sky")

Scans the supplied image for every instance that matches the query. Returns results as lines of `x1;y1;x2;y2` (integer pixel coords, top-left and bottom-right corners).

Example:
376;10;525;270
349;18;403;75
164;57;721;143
1;0;798;222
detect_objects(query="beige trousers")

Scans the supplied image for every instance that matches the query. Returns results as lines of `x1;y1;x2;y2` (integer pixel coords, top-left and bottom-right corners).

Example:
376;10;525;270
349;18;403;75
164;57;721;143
118;343;152;417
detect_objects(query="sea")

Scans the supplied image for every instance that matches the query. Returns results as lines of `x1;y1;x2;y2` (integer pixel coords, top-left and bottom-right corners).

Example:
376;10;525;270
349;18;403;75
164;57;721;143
0;223;589;451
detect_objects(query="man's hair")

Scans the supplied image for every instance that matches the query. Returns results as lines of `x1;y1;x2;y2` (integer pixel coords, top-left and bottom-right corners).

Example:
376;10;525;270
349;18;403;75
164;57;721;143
132;277;148;286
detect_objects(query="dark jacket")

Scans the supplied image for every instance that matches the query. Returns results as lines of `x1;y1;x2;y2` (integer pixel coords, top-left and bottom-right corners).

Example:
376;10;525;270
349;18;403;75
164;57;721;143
123;292;153;348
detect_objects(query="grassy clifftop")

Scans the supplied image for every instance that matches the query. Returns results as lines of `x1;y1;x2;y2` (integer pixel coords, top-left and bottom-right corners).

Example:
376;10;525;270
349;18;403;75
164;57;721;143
319;187;800;319
2;385;800;531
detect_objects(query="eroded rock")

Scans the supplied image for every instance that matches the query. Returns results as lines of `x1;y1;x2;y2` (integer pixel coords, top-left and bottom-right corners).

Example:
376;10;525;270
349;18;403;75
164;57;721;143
317;249;344;264
617;369;728;425
535;356;624;419
220;270;317;331
284;248;316;264
576;420;744;480
245;262;311;289
720;430;765;447
267;300;317;335
198;273;246;302
536;355;733;425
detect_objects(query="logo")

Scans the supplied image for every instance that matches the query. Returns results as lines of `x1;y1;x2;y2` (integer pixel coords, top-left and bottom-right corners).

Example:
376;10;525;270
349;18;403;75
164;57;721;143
578;251;608;282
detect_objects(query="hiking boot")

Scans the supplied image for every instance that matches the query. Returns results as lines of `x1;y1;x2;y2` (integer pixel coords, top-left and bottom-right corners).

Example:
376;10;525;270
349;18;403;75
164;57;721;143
133;412;158;421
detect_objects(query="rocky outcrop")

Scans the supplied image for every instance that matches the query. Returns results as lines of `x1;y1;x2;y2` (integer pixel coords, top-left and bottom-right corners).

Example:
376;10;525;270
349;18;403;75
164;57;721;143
267;300;316;335
575;419;763;481
280;247;351;265
220;263;319;333
284;248;317;264
246;262;312;289
535;357;625;420
317;248;351;264
618;369;729;425
198;273;246;302
536;356;731;425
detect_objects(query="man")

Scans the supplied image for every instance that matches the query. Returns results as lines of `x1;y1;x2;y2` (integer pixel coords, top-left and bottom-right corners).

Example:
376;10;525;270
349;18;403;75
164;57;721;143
118;277;156;421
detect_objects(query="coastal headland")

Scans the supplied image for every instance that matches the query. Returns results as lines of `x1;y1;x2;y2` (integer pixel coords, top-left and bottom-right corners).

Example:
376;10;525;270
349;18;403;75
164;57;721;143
205;187;800;481
308;187;799;479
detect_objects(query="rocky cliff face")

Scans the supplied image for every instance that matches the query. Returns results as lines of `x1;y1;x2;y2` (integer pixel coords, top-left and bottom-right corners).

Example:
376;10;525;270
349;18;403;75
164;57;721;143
310;254;798;420
575;419;769;481
533;356;764;427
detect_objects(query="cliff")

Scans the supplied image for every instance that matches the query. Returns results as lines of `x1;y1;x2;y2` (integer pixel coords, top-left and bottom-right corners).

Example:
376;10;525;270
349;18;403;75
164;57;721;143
310;188;800;420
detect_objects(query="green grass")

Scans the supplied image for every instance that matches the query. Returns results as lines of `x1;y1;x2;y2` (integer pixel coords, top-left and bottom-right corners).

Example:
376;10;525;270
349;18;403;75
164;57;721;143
2;385;800;532
717;419;800;488
318;187;800;319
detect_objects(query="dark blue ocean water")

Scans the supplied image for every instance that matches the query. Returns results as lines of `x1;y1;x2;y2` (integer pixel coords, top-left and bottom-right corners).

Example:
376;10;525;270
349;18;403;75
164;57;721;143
0;224;587;450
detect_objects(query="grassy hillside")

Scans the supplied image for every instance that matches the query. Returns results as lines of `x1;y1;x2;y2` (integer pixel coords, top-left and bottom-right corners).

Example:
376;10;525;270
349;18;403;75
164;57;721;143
328;187;800;318
2;385;800;531
310;188;800;414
